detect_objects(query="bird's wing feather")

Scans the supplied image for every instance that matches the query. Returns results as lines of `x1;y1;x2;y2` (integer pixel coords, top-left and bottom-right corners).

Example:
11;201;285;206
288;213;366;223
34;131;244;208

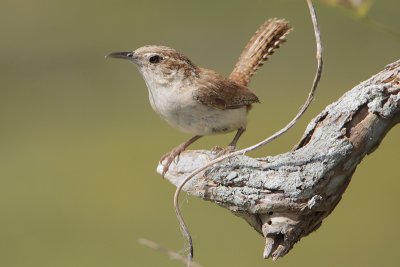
193;69;259;110
229;18;292;86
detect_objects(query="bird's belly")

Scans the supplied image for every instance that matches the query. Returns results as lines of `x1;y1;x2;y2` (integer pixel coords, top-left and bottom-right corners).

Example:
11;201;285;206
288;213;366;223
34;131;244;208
147;86;247;135
167;105;247;135
152;99;247;135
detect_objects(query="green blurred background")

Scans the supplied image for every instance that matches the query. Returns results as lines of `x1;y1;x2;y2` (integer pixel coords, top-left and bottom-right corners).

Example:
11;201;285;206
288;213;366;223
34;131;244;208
1;0;399;266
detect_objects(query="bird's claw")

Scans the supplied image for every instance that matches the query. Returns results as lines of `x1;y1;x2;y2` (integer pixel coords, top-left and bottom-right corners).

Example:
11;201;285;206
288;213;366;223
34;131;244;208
216;145;236;157
159;145;186;177
211;145;224;154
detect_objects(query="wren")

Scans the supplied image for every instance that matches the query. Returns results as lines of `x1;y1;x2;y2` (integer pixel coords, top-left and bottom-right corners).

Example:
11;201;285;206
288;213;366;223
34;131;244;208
107;19;292;176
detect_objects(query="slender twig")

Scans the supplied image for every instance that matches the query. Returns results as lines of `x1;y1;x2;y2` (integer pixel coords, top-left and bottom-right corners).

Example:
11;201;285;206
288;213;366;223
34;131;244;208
173;0;323;265
138;238;203;267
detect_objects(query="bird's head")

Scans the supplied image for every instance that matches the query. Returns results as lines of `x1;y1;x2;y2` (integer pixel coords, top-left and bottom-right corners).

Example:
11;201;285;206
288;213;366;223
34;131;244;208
107;45;199;85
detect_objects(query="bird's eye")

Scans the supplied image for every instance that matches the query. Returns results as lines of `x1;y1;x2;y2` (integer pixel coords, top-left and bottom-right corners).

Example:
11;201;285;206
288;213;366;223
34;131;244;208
149;55;162;64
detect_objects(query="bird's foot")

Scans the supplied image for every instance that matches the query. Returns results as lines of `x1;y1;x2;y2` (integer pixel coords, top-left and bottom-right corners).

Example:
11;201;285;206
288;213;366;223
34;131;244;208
211;145;224;154
215;145;236;157
159;144;186;177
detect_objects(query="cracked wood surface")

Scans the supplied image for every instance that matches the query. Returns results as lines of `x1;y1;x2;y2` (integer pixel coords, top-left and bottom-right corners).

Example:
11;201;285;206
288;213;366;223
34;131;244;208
157;60;400;260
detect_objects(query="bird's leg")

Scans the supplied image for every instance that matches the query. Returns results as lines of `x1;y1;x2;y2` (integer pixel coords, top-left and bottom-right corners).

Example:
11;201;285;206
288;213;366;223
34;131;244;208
228;127;246;149
160;135;202;177
215;127;246;156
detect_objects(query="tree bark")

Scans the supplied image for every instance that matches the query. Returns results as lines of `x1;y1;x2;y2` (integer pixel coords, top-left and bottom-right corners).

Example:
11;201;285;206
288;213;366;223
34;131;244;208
158;60;400;260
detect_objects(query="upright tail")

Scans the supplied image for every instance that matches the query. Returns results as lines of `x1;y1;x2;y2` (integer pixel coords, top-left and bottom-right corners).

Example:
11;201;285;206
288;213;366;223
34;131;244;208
229;18;292;86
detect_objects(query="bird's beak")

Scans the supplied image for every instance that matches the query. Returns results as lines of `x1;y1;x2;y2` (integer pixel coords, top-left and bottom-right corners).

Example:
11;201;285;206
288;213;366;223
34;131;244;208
105;51;137;61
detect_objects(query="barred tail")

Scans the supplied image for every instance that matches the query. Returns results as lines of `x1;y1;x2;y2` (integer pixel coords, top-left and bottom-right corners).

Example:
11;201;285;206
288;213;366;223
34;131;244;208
229;18;292;86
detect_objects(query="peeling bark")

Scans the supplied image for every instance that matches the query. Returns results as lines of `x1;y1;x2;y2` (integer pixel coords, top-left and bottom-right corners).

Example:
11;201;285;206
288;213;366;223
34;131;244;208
158;60;400;260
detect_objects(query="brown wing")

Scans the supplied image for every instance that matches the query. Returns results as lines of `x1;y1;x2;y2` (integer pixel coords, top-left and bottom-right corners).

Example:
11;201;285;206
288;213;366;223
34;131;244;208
230;18;292;86
193;68;259;110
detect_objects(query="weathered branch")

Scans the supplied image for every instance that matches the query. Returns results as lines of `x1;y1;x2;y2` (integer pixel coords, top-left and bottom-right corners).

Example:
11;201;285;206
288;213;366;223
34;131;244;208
158;60;400;260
